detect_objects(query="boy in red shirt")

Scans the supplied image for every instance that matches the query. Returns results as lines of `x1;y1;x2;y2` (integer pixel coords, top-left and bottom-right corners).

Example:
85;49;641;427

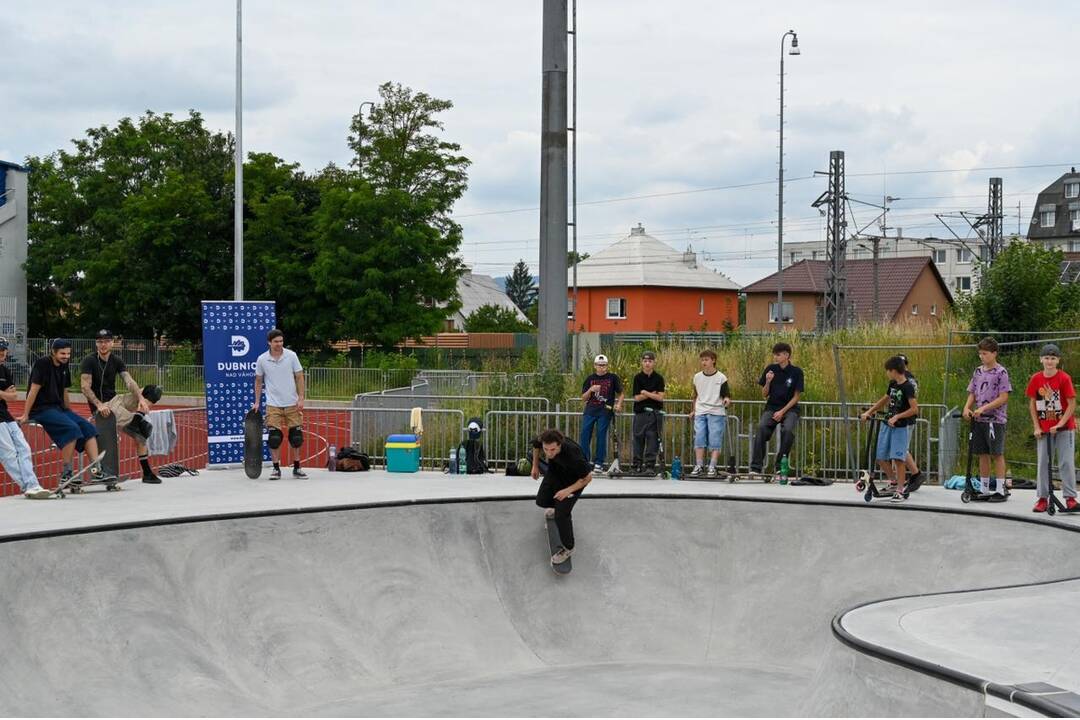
1025;343;1077;512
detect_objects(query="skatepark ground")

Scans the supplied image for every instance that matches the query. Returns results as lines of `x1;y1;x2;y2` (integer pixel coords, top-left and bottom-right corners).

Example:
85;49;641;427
2;470;1079;716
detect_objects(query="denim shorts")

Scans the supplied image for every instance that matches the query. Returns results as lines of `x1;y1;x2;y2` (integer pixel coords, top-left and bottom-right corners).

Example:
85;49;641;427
31;406;98;452
876;424;911;462
694;414;726;450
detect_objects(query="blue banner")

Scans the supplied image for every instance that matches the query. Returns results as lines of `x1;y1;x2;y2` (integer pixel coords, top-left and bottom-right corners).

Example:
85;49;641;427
201;301;276;466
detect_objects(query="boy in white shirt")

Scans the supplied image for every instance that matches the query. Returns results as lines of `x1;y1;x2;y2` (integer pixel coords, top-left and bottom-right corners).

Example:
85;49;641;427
689;349;731;478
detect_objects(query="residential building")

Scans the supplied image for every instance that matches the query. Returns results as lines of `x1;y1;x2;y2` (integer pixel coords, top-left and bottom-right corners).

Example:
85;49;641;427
741;257;953;331
0;160;28;361
446;269;530;331
566;224;741;332
1027;167;1080;252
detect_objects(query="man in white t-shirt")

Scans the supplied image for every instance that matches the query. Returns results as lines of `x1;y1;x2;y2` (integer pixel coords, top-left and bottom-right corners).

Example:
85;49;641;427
252;329;306;480
689;349;731;477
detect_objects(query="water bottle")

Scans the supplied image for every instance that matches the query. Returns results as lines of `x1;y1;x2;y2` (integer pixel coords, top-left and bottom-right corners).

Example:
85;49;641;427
671;456;682;481
458;444;467;474
449;446;458;474
779;456;790;484
328;444;337;472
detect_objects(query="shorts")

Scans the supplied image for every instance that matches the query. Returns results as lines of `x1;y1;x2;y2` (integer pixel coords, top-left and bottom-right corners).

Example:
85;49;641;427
876;424;911;462
693;414;727;451
30;407;98;452
971;421;1006;456
266;405;303;430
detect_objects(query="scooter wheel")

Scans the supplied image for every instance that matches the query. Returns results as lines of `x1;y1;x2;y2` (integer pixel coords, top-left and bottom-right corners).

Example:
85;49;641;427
1048;504;1057;517
863;488;873;503
728;476;736;483
855;481;866;492
961;490;972;504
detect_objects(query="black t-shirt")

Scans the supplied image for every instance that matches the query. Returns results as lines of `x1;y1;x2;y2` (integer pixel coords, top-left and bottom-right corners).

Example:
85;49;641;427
531;436;592;487
0;364;15;424
758;363;805;411
582;373;623;416
632;371;665;413
28;356;70;415
80;353;127;407
886;378;917;427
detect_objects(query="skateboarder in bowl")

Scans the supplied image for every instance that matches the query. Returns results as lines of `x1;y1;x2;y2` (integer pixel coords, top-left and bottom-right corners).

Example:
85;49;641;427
532;429;593;566
252;329;306;480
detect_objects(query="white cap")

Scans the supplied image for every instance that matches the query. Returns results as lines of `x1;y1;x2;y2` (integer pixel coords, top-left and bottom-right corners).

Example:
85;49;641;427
467;420;481;431
594;354;609;364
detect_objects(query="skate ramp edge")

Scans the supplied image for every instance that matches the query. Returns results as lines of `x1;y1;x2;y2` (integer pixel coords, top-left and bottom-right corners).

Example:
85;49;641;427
1;495;1077;716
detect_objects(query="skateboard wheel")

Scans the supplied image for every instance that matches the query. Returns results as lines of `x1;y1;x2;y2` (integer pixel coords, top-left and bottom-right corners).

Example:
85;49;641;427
961;490;972;504
728;476;736;483
863;488;873;503
855;481;866;492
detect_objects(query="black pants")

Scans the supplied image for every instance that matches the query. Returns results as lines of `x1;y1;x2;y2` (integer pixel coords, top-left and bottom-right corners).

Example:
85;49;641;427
632;412;660;466
536;474;581;550
751;409;800;472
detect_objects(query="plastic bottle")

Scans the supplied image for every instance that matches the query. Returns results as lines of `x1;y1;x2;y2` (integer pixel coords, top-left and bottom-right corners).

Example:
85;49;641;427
458;444;467;474
779;456;790;484
671;456;682;481
328;444;337;472
449;447;458;474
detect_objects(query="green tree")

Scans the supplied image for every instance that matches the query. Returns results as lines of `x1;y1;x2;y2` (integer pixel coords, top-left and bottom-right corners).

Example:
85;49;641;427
463;304;533;333
968;240;1080;334
568;250;590;267
25;111;233;340
504;259;538;312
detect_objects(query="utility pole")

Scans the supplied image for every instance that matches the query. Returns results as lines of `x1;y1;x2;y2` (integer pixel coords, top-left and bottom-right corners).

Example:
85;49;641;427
234;0;243;300
776;29;800;325
568;0;578;371
813;151;847;331
538;0;568;367
988;177;1003;259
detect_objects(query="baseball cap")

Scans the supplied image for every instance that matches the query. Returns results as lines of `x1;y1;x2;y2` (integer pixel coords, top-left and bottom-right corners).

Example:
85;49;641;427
51;338;72;351
641;351;656;361
594;354;609;364
95;329;113;339
1041;343;1062;357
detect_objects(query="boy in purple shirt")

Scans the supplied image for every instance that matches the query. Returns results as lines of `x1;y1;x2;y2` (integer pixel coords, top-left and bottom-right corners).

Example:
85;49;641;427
962;337;1012;496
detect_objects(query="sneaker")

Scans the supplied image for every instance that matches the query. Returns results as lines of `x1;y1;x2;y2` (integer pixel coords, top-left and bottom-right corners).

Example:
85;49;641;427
689;465;703;477
24;485;52;499
292;466;308;478
142;470;162;485
890;492;906;503
544;507;555;520
706;466;718;478
551;546;574;565
1068;498;1079;511
269;466;282;481
630;463;643;473
593;463;604;474
1033;498;1049;513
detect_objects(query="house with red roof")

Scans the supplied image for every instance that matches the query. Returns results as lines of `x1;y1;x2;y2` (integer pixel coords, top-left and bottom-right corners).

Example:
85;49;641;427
741;257;953;331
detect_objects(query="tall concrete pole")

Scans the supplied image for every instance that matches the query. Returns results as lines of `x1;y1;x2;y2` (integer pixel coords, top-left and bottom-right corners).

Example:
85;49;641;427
539;0;568;367
234;0;244;300
776;30;799;325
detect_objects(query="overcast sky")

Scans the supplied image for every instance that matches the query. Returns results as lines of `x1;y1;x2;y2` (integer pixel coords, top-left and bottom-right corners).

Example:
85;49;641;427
5;1;1079;285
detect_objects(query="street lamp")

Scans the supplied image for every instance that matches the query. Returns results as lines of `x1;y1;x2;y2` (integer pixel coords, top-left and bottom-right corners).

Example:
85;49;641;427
354;101;376;172
775;29;799;325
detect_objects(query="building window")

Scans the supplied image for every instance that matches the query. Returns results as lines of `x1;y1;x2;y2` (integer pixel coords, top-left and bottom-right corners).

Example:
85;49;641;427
911;304;919;316
932;249;947;265
1071;208;1080;230
789;252;799;264
567;298;575;320
1069;240;1080;253
931;304;937;316
851;248;864;259
811;251;819;260
955;276;971;292
699;297;704;315
1041;209;1057;228
769;301;794;323
606;297;627;319
1067;182;1080;199
956;248;972;264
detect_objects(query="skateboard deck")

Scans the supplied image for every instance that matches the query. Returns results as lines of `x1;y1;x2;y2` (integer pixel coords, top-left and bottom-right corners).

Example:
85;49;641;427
61;475;130;496
244;409;263;479
94;411;120;479
545;518;571;575
53;452;115;498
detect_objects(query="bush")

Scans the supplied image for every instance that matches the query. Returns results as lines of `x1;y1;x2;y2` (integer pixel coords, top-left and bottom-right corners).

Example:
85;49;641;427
463;304;533;333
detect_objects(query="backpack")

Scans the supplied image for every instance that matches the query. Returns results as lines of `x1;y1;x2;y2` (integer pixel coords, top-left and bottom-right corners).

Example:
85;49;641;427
464;417;487;474
336;446;371;472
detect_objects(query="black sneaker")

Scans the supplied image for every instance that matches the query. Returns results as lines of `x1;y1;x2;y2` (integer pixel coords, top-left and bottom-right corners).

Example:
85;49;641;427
142;470;162;485
292;466;308;478
269;466;282;481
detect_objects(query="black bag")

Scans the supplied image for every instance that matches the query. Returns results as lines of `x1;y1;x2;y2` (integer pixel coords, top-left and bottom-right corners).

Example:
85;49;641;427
464;417;487;474
336;446;371;472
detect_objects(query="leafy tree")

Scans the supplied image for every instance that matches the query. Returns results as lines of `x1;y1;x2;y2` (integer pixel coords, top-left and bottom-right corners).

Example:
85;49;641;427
463;304;533;333
568;250;590;267
504;259;538;312
968;240;1080;334
25;111;234;341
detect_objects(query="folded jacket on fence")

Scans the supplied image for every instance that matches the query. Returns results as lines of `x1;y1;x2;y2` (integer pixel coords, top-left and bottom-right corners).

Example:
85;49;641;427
146;410;177;456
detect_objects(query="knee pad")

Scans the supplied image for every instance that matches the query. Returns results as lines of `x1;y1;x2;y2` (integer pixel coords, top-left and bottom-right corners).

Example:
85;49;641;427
267;428;284;449
288;426;303;448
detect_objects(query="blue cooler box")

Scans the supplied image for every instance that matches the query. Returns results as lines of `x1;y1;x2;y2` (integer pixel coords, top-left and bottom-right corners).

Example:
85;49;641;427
386;433;420;473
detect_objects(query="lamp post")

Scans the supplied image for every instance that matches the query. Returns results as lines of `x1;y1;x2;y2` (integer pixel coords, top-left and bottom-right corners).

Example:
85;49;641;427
354;101;375;171
234;0;243;300
776;29;800;324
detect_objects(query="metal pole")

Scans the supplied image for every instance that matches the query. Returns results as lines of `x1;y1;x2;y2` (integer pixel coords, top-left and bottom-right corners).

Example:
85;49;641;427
570;0;578;371
539;0;569;368
834;343;854;480
776;29;798;326
234;0;243;301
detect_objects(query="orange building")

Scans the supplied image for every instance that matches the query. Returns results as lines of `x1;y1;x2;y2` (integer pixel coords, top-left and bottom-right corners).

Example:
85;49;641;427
567;224;741;333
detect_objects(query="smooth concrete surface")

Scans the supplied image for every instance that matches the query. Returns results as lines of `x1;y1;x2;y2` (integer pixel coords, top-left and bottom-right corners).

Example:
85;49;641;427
2;473;1080;715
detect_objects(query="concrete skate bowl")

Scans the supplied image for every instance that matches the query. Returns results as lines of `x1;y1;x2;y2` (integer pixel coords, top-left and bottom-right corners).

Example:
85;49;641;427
2;496;1078;716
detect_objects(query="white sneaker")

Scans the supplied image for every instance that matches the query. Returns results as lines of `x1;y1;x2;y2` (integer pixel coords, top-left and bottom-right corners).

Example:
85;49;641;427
706;466;718;478
544;507;555;520
551;546;574;565
689;465;704;477
24;486;52;499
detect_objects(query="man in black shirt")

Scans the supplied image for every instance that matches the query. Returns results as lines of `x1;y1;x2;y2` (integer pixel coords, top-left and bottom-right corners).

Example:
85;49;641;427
532;429;593;566
0;337;50;498
20;339;103;485
631;351;665;471
750;342;804;477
